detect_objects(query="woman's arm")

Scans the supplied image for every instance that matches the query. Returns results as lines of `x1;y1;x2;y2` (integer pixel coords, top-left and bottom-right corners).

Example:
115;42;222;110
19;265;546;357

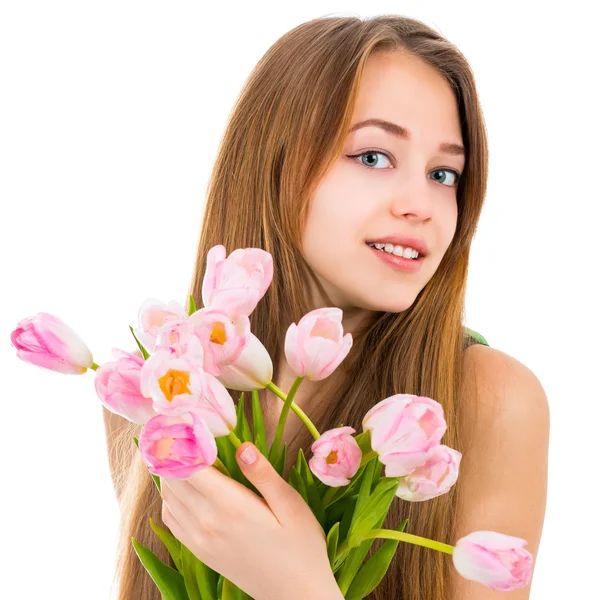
449;345;550;599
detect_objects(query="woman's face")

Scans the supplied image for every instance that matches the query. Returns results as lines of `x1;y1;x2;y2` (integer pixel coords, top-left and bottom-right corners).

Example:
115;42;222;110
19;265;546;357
301;51;465;313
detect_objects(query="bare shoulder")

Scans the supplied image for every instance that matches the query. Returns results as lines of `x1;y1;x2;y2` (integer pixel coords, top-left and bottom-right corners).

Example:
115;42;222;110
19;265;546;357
461;343;550;430
450;345;550;598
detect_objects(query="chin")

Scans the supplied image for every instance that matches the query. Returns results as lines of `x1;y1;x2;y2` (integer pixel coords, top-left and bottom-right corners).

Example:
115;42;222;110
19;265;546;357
349;291;418;314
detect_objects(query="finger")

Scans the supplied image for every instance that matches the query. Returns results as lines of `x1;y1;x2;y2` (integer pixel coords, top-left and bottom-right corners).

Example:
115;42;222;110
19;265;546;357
161;501;185;541
185;464;231;498
235;442;303;525
161;478;196;523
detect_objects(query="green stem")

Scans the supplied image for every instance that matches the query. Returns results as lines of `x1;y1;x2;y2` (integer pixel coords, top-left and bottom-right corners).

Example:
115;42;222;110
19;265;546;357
227;429;243;449
90;362;100;371
335;529;454;562
269;376;304;460
213;456;231;477
265;381;321;441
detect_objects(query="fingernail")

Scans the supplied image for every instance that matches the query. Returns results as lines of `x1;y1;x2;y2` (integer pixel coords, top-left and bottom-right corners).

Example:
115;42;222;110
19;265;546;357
240;445;257;464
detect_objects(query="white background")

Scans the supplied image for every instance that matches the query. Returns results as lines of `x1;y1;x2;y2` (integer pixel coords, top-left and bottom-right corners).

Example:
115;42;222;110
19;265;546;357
2;2;598;598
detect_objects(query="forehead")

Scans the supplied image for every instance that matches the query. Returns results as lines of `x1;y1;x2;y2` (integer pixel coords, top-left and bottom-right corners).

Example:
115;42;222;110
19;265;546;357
350;51;463;147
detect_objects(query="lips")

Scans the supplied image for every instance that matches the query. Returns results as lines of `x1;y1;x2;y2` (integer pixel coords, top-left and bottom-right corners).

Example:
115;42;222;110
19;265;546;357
366;242;422;258
365;236;429;256
366;243;424;273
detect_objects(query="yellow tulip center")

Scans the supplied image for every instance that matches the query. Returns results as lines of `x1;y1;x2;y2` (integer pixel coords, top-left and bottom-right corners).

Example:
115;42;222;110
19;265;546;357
210;321;227;345
158;369;192;401
326;450;338;465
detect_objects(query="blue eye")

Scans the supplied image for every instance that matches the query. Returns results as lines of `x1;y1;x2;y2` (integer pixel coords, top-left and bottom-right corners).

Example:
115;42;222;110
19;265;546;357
347;149;462;187
430;168;461;187
348;150;392;169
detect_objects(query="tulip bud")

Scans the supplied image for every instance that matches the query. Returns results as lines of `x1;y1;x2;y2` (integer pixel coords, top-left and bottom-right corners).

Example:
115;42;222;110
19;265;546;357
134;298;188;353
201;245;273;320
284;307;352;381
309;426;362;487
187;307;250;376
139;411;218;479
215;333;273;391
94;348;159;425
11;312;93;374
388;444;461;501
362;394;447;476
452;530;533;591
139;348;206;416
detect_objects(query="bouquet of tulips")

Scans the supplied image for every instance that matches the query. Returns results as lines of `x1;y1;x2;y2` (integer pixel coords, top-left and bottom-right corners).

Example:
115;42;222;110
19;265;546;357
10;245;533;598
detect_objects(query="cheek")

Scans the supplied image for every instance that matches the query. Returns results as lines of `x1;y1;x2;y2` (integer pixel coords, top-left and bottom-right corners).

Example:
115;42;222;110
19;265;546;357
302;186;368;271
303;165;371;249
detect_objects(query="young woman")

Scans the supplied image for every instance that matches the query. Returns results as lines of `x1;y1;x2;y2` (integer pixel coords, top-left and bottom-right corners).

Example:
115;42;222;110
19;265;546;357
105;14;549;600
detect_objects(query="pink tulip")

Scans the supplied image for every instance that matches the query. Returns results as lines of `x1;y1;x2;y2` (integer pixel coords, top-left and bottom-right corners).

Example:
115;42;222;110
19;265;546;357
452;530;534;591
309;426;362;487
284;308;353;381
387;444;461;501
188;370;238;437
186;307;250;376
94;348;159;425
139;411;218;479
140;349;237;437
134;298;189;352
11;312;93;374
154;320;206;366
214;333;273;391
362;394;447;477
139;348;206;416
201;245;273;320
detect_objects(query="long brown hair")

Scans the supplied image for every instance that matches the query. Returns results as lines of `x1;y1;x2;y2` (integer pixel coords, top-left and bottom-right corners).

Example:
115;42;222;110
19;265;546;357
111;14;488;599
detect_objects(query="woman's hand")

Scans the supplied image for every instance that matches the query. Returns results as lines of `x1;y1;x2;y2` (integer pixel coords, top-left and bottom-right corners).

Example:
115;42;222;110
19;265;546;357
160;442;343;600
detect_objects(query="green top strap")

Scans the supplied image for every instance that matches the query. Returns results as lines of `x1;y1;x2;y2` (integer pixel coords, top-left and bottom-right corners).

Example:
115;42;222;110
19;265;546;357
463;326;489;347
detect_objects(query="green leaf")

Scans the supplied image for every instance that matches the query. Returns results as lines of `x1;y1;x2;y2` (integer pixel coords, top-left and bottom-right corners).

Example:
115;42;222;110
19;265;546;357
289;467;308;503
180;543;218;600
297;450;327;530
214;436;260;497
336;510;388;595
234;392;244;439
221;577;252;599
215;436;244;481
131;537;189;600
354;429;372;454
234;393;252;442
188;295;197;316
338;493;358;545
129;325;150;360
133;436;162;494
326;493;358;533
326;522;341;569
353;458;378;525
346;477;400;548
149;518;183;573
345;519;409;600
272;442;287;478
251;390;268;456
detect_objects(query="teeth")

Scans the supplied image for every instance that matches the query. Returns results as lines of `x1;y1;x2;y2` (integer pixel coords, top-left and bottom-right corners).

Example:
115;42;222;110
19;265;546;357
369;242;420;259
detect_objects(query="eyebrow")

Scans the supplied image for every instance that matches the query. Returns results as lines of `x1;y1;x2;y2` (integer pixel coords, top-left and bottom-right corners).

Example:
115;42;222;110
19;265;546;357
348;118;466;157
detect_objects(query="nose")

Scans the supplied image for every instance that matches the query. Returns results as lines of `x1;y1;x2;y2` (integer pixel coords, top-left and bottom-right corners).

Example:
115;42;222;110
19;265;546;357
389;172;434;221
